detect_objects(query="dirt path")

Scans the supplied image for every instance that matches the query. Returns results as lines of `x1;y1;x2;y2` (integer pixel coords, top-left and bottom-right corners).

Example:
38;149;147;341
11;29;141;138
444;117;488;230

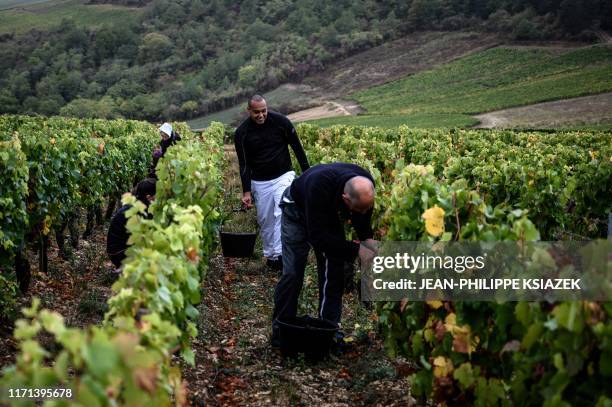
594;30;612;44
183;257;415;406
180;147;415;406
473;92;612;129
288;101;356;123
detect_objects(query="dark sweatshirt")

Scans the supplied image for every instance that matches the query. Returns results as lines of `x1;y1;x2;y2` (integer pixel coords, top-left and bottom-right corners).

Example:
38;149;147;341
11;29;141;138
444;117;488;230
160;131;181;156
234;111;309;193
290;163;375;261
106;204;131;259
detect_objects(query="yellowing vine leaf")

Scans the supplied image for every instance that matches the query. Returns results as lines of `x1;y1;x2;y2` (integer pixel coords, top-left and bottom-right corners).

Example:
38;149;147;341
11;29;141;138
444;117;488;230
42;215;51;236
444;312;479;354
433;356;454;378
133;365;158;394
422;205;445;237
426;300;443;309
186;247;199;263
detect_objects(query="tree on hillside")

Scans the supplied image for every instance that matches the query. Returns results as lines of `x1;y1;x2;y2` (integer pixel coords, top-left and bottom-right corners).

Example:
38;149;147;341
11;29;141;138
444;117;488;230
602;0;612;30
0;91;20;113
238;60;265;89
239;0;260;21
559;0;591;34
138;33;173;63
34;94;64;116
162;2;187;24
60;98;102;118
286;7;321;37
58;20;89;51
335;10;360;33
93;25;136;63
408;0;443;29
379;11;401;38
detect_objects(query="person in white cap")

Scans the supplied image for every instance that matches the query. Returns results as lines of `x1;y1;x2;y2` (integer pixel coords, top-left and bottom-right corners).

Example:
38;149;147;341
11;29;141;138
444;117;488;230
149;122;182;179
158;122;181;156
234;94;310;272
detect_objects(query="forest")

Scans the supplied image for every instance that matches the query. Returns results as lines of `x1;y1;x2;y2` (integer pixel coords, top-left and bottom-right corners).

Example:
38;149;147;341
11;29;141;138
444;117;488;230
0;0;610;121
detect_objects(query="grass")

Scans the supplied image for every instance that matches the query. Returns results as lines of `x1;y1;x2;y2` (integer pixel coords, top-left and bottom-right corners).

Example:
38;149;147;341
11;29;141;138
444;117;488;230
310;45;612;128
0;0;144;34
0;0;51;10
188;105;246;131
309;112;479;128
558;123;612;131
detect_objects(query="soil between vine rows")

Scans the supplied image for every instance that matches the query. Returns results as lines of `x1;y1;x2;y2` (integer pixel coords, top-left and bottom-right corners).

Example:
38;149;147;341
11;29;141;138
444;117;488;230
0;228;416;406
180;145;416;406
180;253;416;406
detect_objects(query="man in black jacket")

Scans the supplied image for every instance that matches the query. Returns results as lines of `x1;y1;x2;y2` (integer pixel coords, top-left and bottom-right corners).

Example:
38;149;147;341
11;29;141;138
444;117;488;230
106;178;156;269
271;163;378;345
234;95;310;270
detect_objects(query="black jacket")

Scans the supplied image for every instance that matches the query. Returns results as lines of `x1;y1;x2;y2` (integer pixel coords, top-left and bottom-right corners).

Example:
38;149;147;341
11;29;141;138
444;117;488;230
234;111;309;193
160;131;181;156
290;163;375;261
106;204;131;258
149;131;181;178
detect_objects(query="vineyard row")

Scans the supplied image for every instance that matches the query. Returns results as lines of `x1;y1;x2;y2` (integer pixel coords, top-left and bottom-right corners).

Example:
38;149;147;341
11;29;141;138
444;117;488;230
1;117;225;405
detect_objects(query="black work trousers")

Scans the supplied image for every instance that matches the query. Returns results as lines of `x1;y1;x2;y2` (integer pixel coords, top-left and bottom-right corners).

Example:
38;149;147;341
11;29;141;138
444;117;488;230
272;187;345;327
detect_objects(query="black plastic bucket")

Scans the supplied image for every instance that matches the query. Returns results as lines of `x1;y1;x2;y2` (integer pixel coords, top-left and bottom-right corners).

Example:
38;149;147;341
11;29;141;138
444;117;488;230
220;231;257;257
277;315;338;360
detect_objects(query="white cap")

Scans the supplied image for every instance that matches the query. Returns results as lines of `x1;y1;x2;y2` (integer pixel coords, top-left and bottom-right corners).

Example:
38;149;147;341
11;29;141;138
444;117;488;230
159;122;172;137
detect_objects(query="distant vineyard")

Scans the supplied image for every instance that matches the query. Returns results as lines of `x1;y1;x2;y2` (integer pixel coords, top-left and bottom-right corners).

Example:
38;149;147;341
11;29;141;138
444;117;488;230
311;45;612;128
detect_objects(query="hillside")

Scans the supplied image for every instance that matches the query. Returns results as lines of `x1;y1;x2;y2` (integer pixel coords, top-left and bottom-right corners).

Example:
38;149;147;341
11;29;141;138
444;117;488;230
308;43;612;128
0;0;142;34
474;92;612;129
0;0;52;10
191;37;612;130
1;0;611;122
188;30;501;129
303;31;500;97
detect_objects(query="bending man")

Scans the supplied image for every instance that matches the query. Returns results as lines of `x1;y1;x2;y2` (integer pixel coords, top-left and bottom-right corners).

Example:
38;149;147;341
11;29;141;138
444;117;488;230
234;95;310;271
106;178;156;270
271;163;378;345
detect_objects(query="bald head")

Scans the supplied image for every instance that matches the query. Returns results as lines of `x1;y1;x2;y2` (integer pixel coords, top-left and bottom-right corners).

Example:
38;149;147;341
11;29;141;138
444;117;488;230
343;176;375;214
247;94;267;124
248;94;266;108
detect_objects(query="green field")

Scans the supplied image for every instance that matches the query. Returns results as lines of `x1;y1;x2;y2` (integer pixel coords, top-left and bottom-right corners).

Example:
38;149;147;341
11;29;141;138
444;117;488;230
0;0;51;10
0;0;143;34
310;112;479;128
311;45;612;128
187;105;246;131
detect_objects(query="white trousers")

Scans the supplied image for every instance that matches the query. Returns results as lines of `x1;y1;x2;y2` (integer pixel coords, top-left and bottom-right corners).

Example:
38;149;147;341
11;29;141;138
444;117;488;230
251;171;295;260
